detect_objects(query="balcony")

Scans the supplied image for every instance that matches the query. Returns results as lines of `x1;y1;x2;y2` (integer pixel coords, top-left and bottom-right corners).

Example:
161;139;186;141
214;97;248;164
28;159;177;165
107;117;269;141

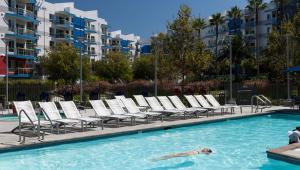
18;0;37;3
87;51;97;56
85;26;97;33
85;39;97;45
52;19;73;30
8;67;33;78
243;21;256;28
5;7;38;24
5;28;37;41
55;34;74;42
8;48;36;60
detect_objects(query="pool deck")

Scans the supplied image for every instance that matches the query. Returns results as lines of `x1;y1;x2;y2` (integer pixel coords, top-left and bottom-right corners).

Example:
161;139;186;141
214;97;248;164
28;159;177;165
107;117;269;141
0;106;296;155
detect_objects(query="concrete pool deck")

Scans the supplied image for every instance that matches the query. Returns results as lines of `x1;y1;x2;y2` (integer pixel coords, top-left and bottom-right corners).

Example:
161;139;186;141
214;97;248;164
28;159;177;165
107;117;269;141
0;106;297;159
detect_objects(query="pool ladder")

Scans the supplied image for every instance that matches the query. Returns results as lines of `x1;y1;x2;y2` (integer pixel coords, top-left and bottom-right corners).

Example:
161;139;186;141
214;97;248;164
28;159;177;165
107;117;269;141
12;109;45;144
251;95;272;113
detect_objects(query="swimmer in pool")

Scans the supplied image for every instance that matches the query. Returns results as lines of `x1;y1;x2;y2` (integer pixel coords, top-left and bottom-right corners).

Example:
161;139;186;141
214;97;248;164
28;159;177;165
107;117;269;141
151;148;212;161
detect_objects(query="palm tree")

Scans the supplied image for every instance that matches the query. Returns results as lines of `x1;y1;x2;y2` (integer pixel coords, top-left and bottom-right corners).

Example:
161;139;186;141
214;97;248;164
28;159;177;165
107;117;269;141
227;6;242;35
209;13;225;57
246;0;267;75
273;0;290;33
192;17;206;39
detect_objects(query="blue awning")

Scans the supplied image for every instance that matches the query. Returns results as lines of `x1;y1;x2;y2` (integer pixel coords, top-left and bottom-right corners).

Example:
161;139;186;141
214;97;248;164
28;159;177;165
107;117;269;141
287;66;300;72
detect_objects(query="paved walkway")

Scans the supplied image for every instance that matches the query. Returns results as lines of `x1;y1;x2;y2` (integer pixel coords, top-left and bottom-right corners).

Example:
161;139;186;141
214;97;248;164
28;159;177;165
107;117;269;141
0;106;292;152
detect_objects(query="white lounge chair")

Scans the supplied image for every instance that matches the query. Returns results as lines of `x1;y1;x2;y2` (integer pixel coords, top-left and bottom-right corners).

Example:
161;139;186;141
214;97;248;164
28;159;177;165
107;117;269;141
145;97;183;118
39;102;80;133
59;101;102;131
194;95;220;111
133;95;151;110
168;96;207;117
184;95;203;108
133;95;149;107
89;100;132;127
13;101;53;141
204;94;240;113
106;99;146;125
122;98;163;123
115;95;126;108
158;96;197;119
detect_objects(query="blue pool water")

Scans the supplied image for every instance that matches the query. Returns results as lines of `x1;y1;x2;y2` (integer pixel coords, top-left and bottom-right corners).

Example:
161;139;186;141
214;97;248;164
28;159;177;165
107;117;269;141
1;114;300;170
0;115;18;121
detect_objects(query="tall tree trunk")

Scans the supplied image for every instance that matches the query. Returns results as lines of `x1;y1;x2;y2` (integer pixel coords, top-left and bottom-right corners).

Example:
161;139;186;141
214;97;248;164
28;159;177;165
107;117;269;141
215;25;219;57
255;8;260;75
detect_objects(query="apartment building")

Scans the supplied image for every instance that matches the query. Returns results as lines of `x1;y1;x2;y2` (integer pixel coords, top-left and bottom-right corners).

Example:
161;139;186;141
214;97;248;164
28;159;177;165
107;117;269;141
202;1;299;57
0;0;39;78
109;30;140;62
0;0;111;78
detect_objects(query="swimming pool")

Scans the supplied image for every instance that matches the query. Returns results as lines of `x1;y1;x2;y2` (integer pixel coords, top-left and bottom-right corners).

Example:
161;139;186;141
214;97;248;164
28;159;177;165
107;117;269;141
0;115;18;122
0;113;300;170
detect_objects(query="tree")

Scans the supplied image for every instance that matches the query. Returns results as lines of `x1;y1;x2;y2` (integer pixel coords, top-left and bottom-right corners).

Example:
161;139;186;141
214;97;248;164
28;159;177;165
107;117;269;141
227;6;243;35
273;0;290;33
209;13;225;57
41;43;90;84
132;55;155;80
192;17;206;39
220;36;252;81
166;5;213;92
246;0;267;74
94;52;132;82
262;30;287;80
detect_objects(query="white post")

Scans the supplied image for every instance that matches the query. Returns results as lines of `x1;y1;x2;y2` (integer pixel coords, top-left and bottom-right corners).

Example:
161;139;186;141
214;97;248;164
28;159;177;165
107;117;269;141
80;45;83;102
229;36;233;102
154;46;158;97
5;42;9;112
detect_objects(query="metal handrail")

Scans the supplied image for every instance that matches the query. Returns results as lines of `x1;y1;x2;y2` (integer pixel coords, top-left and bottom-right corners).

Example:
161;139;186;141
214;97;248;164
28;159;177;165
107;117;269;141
18;109;35;143
259;95;272;108
8;7;36;19
18;108;46;143
251;95;266;113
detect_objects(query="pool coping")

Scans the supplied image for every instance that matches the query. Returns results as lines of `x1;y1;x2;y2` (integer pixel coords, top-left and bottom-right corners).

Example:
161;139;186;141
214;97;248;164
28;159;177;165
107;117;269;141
0;108;294;154
267;143;300;165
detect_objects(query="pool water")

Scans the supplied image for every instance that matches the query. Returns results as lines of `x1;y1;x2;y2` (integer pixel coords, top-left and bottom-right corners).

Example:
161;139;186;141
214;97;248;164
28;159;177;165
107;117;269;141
0;114;300;170
0;115;18;121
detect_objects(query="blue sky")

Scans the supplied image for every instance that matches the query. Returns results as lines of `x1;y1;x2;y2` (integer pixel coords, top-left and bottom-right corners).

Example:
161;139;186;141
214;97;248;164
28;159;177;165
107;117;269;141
47;0;269;40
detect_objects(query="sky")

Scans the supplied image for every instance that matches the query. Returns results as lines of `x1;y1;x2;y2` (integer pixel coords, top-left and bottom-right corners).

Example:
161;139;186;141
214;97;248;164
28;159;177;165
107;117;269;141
46;0;269;40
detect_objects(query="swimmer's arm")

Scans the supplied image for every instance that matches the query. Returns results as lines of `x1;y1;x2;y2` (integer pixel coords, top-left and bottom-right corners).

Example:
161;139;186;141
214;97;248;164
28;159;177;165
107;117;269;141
151;152;196;161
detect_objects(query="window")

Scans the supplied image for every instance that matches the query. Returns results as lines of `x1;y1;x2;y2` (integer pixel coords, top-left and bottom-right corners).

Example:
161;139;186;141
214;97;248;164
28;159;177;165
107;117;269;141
49;28;54;36
267;27;271;33
267;14;271;20
8;41;14;52
49;14;55;21
50;41;54;47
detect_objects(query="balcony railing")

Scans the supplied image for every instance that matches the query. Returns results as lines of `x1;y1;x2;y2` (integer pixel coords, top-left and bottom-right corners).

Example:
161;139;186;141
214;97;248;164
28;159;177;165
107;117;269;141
7;7;36;20
85;26;97;33
55;34;73;40
85;39;96;44
9;67;33;76
52;19;73;28
17;48;35;57
8;27;36;38
87;51;97;56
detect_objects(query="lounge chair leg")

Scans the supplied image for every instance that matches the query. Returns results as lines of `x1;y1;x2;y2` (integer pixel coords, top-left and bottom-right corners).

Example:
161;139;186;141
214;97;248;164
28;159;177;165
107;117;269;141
64;124;66;134
117;119;120;128
18;125;22;142
81;121;84;132
101;120;104;130
56;124;59;134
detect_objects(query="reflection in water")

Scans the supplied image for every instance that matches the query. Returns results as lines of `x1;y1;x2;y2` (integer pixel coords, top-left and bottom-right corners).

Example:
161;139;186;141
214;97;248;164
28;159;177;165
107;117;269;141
147;161;195;170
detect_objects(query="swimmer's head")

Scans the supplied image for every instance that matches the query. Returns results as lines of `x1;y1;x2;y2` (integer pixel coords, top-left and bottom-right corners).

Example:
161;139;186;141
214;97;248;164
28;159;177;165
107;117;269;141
201;148;212;154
